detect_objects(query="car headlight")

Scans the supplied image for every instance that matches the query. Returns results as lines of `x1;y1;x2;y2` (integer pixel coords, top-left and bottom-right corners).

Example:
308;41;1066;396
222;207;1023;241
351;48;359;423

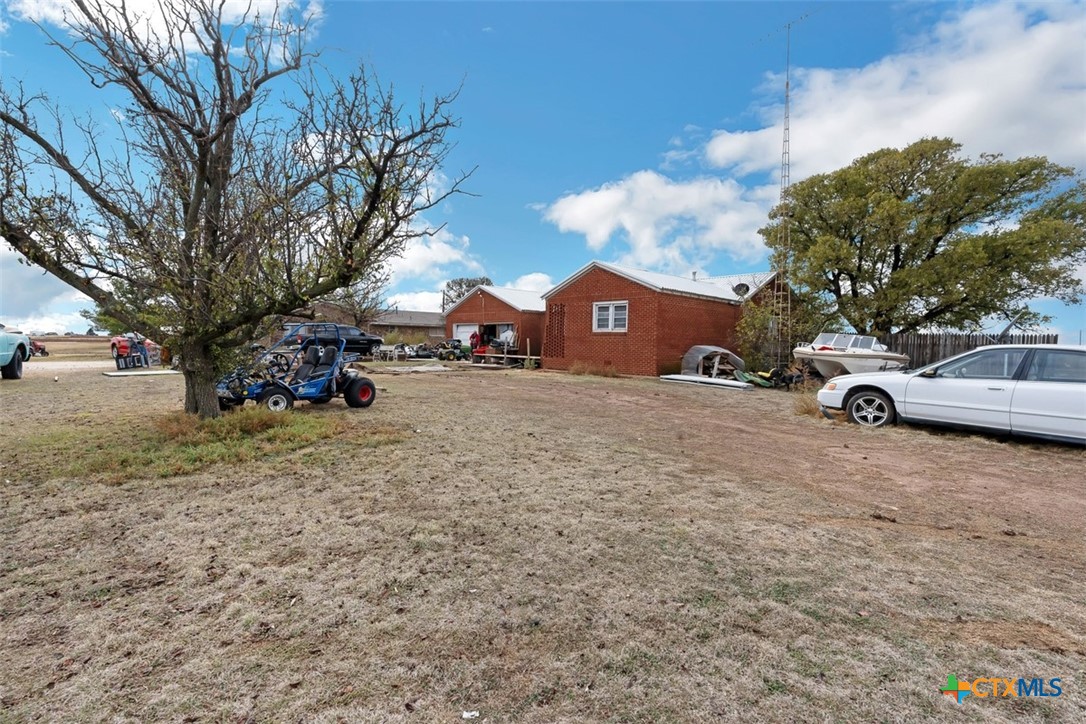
823;382;837;391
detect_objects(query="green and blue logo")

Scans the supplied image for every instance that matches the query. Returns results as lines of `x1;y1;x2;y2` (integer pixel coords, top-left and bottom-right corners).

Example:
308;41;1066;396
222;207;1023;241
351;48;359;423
940;674;1062;703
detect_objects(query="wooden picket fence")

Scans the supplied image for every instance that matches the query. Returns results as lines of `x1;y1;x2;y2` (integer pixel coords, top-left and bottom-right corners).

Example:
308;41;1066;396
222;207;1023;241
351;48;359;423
878;333;1059;368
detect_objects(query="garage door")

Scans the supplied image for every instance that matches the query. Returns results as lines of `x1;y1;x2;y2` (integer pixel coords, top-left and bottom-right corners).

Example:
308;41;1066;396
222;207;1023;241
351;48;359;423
452;324;477;346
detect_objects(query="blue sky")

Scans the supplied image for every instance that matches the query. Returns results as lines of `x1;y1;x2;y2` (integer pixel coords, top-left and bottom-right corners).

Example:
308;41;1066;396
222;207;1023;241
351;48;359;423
1;0;1084;341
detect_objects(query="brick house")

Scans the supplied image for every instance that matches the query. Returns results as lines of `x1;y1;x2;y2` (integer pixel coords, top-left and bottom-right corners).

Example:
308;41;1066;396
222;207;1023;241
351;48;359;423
444;286;547;355
541;261;775;376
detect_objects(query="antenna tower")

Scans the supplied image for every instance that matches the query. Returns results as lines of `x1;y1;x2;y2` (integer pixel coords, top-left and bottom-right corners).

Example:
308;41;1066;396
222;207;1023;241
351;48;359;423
772;20;799;368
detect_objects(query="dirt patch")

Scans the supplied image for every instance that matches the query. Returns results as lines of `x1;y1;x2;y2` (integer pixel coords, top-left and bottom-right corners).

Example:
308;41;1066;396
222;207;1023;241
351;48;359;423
1;357;1084;721
923;620;1086;656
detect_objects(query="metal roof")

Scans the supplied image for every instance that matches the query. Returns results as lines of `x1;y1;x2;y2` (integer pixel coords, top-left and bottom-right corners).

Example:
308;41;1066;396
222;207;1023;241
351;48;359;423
543;261;775;303
445;286;547;314
373;310;445;327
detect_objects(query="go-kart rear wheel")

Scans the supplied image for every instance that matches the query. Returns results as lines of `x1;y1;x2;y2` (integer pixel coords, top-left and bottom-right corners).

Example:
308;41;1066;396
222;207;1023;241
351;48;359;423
218;398;244;412
259;387;294;412
310;395;333;405
344;377;376;408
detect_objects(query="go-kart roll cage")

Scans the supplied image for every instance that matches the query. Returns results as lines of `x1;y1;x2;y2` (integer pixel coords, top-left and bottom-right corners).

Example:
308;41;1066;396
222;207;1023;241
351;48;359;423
219;323;359;404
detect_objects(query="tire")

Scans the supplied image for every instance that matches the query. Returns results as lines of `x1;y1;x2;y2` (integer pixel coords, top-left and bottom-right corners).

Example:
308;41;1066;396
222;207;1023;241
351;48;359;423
259;386;294;412
846;390;895;428
1;349;24;380
310;395;333;405
344;377;376;408
111;344;120;359
40;350;49;357
219;398;243;411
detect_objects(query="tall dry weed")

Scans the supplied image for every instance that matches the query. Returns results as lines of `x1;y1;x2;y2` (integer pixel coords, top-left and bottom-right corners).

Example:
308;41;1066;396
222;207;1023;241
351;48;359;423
568;361;620;377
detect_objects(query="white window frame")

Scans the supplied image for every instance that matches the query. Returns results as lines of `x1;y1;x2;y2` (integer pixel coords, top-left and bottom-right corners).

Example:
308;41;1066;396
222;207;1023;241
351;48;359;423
593;301;628;332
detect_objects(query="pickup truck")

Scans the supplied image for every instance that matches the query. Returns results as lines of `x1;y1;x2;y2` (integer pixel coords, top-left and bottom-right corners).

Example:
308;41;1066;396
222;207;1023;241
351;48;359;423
0;323;31;380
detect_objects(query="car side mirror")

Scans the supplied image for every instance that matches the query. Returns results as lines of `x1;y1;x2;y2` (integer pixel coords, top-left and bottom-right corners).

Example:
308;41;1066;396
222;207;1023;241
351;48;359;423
919;368;937;378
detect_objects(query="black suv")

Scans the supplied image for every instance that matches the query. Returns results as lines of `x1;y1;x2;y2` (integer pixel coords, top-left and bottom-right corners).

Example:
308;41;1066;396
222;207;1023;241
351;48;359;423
286;324;383;357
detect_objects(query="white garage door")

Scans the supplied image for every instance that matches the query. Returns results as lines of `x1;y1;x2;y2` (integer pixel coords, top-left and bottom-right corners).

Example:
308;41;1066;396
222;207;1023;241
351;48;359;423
452;324;477;346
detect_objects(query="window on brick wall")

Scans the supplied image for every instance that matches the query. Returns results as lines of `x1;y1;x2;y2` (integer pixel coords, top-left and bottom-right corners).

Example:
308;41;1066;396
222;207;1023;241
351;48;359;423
593;301;628;332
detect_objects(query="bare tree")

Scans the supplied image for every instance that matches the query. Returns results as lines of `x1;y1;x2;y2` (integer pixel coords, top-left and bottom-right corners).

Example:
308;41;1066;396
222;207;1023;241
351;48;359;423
0;0;468;416
315;266;391;329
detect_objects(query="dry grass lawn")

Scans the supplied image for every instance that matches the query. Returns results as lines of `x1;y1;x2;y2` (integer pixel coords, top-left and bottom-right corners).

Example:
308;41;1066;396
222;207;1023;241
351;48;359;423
1;341;1084;721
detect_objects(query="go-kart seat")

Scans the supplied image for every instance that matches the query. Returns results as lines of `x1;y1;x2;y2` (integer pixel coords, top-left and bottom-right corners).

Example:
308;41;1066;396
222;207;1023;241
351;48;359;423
311;346;339;379
291;345;322;383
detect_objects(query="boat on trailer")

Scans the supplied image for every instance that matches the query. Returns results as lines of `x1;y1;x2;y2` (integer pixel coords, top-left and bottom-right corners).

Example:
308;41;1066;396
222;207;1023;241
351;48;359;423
793;332;909;378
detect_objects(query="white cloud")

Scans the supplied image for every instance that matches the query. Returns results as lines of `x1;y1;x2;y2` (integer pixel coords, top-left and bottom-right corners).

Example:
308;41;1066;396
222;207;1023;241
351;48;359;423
507;272;553;292
544;2;1086;276
4;0;310;25
385;226;484;285
2;0;325;50
4;310;91;336
386;290;444;313
543;170;769;272
707;2;1086;179
0;246;92;327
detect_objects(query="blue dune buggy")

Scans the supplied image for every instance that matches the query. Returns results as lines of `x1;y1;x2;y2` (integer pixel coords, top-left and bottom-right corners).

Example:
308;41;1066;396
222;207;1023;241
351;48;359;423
216;323;377;412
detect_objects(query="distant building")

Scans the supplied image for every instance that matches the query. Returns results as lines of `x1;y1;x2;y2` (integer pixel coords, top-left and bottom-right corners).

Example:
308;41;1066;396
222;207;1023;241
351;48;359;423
370;310;446;342
444;286;546;353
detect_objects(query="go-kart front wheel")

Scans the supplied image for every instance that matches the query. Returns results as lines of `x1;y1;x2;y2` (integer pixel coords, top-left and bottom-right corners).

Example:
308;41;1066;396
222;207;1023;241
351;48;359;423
259;387;294;412
344;377;376;408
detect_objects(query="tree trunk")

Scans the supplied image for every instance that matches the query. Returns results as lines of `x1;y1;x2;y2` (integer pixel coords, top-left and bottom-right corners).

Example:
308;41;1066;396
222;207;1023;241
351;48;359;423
180;340;221;418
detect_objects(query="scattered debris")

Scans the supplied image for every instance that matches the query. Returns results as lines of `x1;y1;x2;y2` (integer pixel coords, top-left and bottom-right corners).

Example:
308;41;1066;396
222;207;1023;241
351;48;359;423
102;369;181;377
871;512;898;523
660;374;753;390
378;364;453;374
461;711;480;719
671;345;809;390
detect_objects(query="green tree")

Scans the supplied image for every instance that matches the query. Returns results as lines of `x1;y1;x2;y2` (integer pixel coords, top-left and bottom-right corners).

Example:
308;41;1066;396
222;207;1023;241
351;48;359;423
80;307;125;337
735;295;838;372
761;138;1086;335
441;276;493;310
1;0;466;417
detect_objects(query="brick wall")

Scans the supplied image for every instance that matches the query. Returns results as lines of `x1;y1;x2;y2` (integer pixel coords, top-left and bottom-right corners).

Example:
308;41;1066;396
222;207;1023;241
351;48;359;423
543;268;661;375
444;291;543;353
655;294;741;375
543;266;744;376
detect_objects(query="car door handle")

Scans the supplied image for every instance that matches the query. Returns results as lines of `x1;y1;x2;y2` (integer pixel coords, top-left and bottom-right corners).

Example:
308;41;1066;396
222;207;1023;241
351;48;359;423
987;386;1006;391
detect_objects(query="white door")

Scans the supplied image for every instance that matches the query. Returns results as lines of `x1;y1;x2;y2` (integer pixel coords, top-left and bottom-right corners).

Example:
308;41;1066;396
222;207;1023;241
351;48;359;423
452;324;477;346
1010;349;1086;441
903;348;1027;431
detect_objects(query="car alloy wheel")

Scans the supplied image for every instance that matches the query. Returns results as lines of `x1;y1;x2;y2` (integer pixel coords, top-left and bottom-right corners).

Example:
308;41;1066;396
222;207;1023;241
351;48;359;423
847;391;895;427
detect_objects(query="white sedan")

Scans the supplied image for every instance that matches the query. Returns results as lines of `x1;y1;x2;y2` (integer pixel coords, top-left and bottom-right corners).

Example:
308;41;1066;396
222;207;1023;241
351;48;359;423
817;344;1086;445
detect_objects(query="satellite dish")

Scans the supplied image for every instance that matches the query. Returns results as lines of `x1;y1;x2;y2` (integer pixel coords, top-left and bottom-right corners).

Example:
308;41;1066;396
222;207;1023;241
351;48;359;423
732;282;750;297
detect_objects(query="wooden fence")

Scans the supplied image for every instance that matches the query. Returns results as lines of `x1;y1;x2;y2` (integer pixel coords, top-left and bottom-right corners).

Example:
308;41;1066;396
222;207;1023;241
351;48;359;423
878;333;1059;368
